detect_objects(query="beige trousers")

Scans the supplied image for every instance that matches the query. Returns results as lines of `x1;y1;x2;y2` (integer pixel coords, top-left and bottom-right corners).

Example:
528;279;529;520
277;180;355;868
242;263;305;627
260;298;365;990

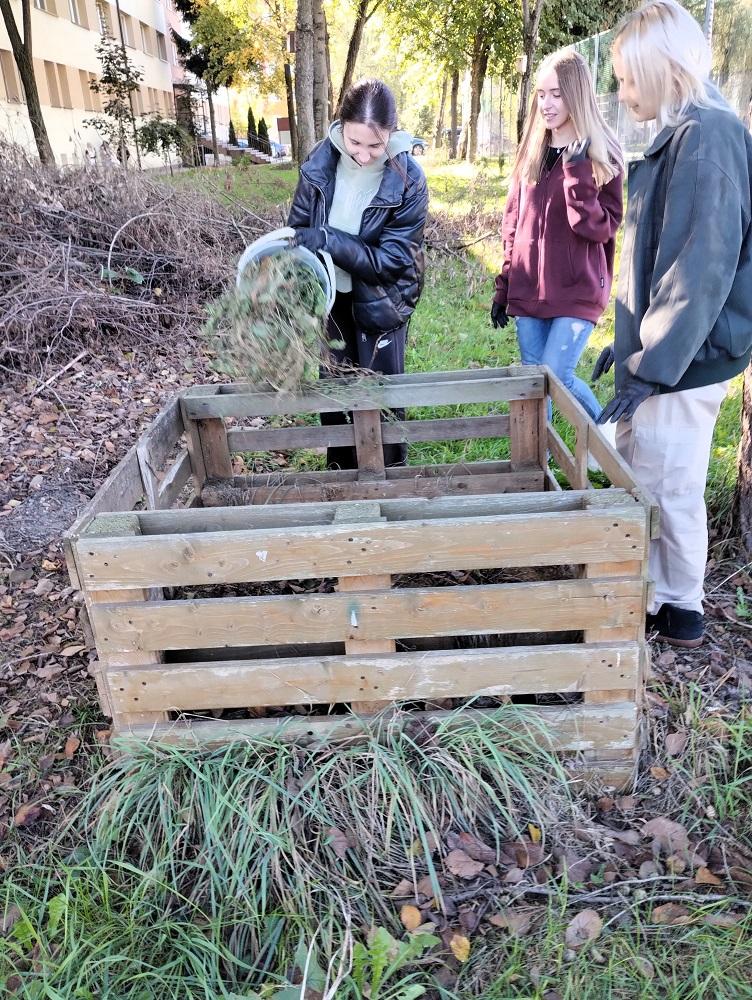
615;381;729;613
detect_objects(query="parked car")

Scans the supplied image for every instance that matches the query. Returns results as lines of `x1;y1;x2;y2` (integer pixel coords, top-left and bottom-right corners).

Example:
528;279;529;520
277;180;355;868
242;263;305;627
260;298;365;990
411;136;428;156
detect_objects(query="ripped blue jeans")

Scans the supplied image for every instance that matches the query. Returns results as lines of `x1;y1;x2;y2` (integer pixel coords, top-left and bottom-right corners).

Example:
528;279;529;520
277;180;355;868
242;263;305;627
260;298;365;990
515;316;599;420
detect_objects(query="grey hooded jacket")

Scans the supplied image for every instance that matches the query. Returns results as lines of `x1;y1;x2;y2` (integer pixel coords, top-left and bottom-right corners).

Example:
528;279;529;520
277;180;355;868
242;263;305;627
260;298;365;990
615;94;752;393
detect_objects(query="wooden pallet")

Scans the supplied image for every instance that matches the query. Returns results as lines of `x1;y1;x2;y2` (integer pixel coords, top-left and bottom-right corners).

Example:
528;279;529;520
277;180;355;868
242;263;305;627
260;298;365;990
65;366;655;786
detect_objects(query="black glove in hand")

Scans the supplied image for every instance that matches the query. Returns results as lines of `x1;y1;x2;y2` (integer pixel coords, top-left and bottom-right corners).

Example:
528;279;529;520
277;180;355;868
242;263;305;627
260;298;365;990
591;344;615;381
563;137;591;164
597;375;657;424
491;302;508;329
293;227;326;252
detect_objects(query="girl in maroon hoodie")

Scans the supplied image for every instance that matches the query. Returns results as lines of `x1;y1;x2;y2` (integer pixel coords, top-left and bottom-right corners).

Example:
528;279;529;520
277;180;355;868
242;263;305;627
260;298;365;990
492;49;624;419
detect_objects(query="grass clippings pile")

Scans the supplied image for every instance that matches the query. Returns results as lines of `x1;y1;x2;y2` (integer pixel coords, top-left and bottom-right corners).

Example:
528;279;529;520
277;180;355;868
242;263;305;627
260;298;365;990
0;140;258;370
204;252;332;393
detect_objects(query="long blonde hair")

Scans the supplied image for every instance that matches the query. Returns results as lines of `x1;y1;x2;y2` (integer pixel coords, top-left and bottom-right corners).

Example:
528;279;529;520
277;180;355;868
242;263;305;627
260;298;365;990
613;0;728;128
513;49;623;187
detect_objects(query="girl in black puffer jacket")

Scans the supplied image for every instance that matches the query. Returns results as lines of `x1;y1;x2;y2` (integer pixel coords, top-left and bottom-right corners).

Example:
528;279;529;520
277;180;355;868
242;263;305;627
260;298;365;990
288;78;429;467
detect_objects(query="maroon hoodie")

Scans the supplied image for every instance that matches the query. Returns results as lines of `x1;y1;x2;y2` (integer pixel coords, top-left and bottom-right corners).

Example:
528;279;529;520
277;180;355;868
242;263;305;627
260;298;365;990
494;158;623;324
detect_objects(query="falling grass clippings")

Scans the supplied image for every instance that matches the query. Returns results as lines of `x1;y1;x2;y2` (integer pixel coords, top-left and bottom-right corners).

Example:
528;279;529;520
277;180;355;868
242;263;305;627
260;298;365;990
203;252;336;394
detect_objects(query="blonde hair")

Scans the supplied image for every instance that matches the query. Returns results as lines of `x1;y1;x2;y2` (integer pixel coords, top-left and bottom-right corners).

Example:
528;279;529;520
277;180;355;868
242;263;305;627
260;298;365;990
613;0;727;127
513;48;623;187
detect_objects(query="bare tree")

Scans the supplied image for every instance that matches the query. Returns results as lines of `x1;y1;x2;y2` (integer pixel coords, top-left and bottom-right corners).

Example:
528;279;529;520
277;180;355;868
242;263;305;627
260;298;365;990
0;0;54;163
312;0;329;138
736;366;752;553
517;0;546;141
336;0;382;114
448;69;460;159
434;74;447;148
294;0;316;160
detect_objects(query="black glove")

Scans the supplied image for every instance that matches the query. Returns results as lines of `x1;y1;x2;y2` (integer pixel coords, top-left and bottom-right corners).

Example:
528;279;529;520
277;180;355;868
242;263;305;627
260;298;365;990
591;344;615;381
491;301;508;329
563;137;591;164
597;375;658;424
293;227;326;252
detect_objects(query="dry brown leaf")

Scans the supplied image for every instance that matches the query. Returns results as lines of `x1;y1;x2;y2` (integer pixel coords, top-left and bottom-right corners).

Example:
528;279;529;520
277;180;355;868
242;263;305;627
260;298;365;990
400;905;422;932
64;734;81;759
528;823;542;844
449;933;471;963
597;796;614;812
445;849;485;880
665;731;688;756
650;766;671;781
632;956;655;980
643;817;689;855
704;912;743;929
391;879;413;898
652;903;692;925
608;828;641;846
488;908;534;937
327;827;350;859
13;802;42;827
453;831;496;863
564;909;602;949
409;832;439;857
504;867;525;884
61;645;86;658
695;866;723;886
639;860;659;879
416;875;435;897
617;795;637;811
0;740;11;769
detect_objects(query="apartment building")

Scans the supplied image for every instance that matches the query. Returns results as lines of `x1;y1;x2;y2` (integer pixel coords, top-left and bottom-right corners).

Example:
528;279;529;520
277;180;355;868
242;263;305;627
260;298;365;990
0;0;177;164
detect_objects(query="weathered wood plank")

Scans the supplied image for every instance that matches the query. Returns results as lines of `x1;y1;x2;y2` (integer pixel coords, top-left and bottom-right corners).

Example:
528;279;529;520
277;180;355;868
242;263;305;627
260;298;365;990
78;517;169;726
183;374;545;420
79;508;646;590
547;424;578;488
90;577;644;653
136;488;633;535
197;418;233;480
116;700;638;753
156;450;193;510
107;642;641;712
201;468;545;505
138;394;185;476
226;414;513;453
509;397;545;471
353;409;386;478
212;365;543;393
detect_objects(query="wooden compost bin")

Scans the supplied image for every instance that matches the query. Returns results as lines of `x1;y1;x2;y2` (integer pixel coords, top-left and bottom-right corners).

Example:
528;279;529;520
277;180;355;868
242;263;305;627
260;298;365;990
65;366;657;786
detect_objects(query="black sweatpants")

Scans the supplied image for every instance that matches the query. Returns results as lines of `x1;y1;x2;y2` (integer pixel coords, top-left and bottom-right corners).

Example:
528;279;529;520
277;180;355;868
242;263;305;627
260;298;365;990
321;292;407;469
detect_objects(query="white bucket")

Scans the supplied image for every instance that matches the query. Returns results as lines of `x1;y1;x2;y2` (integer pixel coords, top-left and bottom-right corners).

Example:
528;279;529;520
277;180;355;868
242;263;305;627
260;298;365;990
236;226;336;314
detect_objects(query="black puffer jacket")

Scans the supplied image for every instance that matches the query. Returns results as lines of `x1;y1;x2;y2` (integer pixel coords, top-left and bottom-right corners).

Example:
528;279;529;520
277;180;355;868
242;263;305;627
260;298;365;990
288;138;429;334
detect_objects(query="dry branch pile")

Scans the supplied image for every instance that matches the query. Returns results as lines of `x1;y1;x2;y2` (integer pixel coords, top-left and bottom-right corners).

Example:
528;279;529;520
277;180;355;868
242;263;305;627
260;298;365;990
0;141;272;371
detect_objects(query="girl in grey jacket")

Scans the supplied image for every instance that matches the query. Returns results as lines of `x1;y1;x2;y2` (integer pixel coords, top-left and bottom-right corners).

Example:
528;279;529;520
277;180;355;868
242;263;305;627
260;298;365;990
595;0;752;647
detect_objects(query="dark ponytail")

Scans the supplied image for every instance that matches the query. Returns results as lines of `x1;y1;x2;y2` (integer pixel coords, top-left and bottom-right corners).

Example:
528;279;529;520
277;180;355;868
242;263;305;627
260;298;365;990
339;79;398;134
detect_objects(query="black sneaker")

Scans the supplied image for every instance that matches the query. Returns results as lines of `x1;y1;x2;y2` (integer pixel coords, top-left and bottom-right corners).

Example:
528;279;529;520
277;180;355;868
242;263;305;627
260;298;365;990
646;604;704;649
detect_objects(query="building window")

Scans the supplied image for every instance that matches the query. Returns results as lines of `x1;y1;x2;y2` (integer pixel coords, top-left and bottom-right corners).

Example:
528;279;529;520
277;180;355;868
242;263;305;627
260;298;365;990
0;50;25;104
79;68;100;111
156;31;167;61
67;0;80;24
139;22;153;55
120;12;135;47
44;60;61;107
97;1;113;35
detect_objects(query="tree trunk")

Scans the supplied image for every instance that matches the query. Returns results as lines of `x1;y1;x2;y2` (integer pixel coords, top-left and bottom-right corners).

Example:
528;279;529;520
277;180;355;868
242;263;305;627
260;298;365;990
284;59;298;161
467;37;489;163
207;85;219;165
294;0;316;162
0;0;55;164
449;69;459;159
434;74;447;148
312;0;329;139
337;0;368;114
736;364;752;554
325;10;334;121
517;0;546;142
